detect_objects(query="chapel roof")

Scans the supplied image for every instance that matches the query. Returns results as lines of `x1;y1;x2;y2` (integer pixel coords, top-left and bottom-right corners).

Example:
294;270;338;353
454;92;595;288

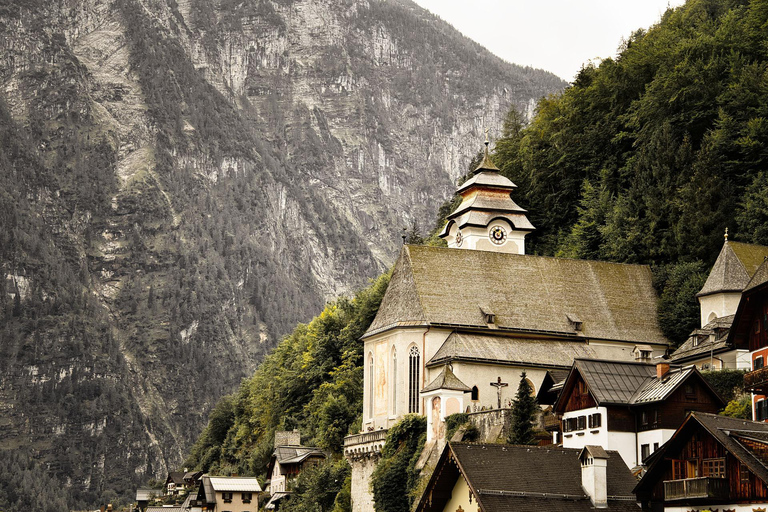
455;171;515;194
697;241;768;297
745;258;768;292
669;314;734;363
427;332;599;369
364;245;667;345
415;443;639;512
421;365;471;393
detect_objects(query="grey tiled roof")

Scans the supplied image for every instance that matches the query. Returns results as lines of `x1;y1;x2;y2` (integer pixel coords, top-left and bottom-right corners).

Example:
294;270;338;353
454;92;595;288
365;245;668;345
698;241;768;297
445;210;536;233
208;476;262;492
556;359;722;409
421;365;471;392
273;446;324;465
428;332;598;368
669;315;734;362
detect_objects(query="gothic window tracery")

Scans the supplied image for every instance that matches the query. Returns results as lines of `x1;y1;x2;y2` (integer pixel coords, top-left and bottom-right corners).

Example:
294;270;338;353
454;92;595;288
409;346;420;413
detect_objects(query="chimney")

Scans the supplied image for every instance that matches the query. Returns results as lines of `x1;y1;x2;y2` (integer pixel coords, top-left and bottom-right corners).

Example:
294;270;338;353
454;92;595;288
579;446;608;508
657;362;670;380
275;429;301;447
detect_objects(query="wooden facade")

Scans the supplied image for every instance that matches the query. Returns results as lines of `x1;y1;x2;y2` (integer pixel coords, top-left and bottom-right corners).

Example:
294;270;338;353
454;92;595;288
563;375;596;412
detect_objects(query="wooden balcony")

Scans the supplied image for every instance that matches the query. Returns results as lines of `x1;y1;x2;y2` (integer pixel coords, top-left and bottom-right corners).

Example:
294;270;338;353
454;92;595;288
664;477;729;501
745;366;768;393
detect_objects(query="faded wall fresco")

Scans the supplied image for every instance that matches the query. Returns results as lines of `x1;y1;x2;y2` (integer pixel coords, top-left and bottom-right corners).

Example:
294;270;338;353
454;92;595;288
375;342;388;416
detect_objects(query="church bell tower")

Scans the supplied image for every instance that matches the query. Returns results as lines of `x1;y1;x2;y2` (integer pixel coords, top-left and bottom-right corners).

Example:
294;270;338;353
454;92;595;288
439;139;534;254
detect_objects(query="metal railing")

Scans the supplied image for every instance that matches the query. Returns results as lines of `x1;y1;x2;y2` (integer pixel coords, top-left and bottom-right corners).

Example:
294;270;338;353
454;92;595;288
664;477;729;501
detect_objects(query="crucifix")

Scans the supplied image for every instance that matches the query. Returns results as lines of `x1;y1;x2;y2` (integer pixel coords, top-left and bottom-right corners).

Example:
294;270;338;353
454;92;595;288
490;376;508;409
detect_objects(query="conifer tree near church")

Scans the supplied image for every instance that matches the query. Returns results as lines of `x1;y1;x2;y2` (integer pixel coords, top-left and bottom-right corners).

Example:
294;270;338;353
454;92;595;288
508;371;538;445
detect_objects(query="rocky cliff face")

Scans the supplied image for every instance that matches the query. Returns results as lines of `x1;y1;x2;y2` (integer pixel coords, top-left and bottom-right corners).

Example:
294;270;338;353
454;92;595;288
0;0;563;506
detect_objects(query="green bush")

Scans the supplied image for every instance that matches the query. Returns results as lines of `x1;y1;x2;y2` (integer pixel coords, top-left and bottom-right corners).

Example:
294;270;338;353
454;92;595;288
702;369;747;404
371;415;427;512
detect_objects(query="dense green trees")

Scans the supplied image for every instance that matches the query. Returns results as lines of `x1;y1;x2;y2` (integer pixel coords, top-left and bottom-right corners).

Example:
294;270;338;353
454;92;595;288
185;273;390;475
507;372;539;445
484;0;768;345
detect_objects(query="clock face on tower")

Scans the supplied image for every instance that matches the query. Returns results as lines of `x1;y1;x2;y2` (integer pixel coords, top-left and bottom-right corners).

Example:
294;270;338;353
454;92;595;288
489;225;507;245
455;230;463;247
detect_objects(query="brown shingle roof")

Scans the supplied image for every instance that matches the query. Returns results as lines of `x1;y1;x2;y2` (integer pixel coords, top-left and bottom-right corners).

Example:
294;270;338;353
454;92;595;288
416;443;638;512
698;241;768;297
427;332;599;369
365;246;667;345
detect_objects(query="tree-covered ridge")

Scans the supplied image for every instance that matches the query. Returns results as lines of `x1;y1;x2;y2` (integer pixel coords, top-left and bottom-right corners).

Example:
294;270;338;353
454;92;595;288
487;0;768;343
185;273;390;476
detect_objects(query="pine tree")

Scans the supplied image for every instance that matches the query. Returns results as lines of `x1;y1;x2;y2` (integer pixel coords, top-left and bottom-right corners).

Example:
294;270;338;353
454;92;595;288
507;371;538;445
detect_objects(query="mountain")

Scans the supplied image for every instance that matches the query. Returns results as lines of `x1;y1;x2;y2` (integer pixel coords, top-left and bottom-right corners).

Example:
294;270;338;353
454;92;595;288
0;0;564;507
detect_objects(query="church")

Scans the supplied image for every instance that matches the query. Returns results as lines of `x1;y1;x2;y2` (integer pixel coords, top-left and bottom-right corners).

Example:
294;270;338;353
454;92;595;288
343;142;670;512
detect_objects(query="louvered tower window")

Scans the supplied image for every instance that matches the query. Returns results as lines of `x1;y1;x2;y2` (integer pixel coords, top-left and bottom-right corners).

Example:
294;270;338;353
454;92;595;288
408;346;420;413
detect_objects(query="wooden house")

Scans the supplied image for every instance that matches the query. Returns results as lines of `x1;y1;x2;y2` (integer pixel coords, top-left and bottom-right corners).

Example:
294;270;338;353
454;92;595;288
553;359;725;469
634;411;768;511
265;431;325;510
415;442;639;512
737;259;768;420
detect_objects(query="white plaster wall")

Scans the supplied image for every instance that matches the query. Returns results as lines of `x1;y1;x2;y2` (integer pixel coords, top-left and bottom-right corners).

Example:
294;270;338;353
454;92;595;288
363;327;454;429
458;220;525;254
562;407;609;450
607;431;638;469
449;362;548;412
637;429;675;464
699;292;742;328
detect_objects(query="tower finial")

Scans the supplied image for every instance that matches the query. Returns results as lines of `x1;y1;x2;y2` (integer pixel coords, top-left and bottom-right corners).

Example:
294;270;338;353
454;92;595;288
724;227;729;241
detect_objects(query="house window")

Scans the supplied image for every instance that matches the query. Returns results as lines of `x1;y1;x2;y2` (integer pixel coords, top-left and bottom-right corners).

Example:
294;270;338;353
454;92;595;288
471;386;479;401
740;463;750;482
368;353;374;418
242;492;252;503
687;460;699;478
672;460;684;480
703;458;726;478
641;444;650;461
408;346;420;414
654;442;659;452
641;411;648;425
684;383;696;401
563;417;578;432
391;348;397;416
588;413;601;428
577;415;586;430
222;492;233;503
758;400;768;421
755;356;765;370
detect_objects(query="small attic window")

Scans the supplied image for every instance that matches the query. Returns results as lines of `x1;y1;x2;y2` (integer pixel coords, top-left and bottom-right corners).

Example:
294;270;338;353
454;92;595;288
566;313;583;332
480;306;495;325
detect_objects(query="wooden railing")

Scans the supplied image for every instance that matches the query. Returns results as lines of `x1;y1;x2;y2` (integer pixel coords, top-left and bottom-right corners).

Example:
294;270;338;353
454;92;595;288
664;477;729;501
745;366;768;393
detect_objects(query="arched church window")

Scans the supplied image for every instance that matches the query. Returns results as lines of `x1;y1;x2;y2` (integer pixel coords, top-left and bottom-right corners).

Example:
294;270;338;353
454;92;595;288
391;348;397;415
368;353;374;418
471;386;479;401
408;346;420;414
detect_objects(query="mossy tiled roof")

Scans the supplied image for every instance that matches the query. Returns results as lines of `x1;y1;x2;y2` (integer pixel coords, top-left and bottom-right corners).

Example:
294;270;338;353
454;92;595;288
698;241;768;297
364;246;667;345
421;365;471;392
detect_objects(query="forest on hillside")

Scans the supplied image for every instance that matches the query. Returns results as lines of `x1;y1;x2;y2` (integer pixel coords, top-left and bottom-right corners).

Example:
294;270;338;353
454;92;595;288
180;4;768;510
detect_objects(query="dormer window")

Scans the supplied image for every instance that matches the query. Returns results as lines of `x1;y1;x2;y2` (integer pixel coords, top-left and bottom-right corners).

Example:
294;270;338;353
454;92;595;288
566;313;582;332
480;306;495;325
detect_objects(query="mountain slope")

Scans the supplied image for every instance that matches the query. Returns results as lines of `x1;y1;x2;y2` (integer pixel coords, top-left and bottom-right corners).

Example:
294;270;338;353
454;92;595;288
0;0;563;507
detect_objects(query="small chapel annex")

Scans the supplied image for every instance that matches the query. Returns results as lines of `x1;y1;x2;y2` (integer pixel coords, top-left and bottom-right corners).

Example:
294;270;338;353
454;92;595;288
343;142;671;512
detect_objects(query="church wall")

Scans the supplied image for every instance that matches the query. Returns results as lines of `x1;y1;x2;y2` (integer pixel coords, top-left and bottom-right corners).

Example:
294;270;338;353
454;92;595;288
349;454;379;512
588;339;666;362
363;327;453;430
699;292;742;328
449;361;548;412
